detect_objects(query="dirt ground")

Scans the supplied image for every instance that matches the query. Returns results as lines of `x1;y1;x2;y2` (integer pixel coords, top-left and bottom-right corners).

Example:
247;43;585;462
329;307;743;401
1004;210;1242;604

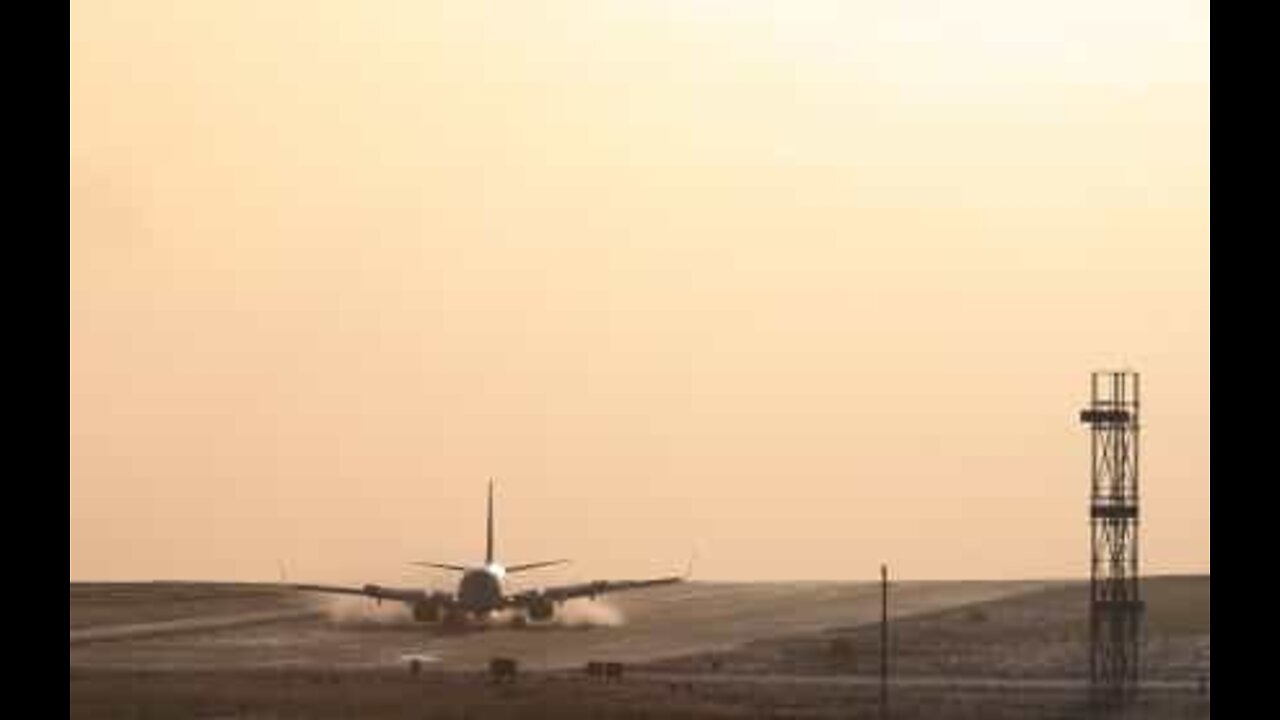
68;668;1210;720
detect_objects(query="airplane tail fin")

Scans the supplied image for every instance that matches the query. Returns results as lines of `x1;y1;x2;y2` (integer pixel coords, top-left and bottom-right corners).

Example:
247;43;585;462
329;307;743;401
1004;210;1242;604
410;481;498;572
486;479;495;565
505;559;571;574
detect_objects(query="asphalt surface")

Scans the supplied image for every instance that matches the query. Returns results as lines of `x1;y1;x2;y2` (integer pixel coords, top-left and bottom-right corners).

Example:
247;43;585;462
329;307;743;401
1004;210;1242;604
69;580;1044;671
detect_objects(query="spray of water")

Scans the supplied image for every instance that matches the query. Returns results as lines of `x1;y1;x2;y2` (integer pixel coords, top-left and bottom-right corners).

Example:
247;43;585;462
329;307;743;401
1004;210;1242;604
553;598;625;628
483;599;625;629
308;594;624;630
310;595;413;627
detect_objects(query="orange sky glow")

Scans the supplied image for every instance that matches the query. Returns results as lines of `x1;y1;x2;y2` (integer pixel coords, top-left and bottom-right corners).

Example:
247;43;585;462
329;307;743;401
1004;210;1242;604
71;1;1209;583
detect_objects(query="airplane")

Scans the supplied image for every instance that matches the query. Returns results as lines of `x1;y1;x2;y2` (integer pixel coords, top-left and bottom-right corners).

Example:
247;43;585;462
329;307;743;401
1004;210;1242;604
292;481;685;626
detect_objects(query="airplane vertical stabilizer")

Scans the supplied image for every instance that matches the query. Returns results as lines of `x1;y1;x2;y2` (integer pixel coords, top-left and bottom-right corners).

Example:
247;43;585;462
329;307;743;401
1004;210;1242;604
486;479;495;565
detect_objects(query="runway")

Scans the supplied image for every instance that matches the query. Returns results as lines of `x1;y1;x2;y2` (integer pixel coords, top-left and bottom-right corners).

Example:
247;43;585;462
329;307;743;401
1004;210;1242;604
69;580;1042;671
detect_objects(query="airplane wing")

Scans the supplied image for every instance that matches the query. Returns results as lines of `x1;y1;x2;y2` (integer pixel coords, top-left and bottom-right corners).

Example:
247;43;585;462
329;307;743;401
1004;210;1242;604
507;575;683;607
291;583;438;605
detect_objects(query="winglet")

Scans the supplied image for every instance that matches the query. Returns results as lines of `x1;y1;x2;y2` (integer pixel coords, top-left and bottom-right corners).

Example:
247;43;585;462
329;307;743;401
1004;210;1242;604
684;547;698;580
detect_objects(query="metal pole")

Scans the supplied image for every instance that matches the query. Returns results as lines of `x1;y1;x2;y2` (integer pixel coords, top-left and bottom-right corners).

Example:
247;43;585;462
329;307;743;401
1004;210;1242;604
880;563;888;719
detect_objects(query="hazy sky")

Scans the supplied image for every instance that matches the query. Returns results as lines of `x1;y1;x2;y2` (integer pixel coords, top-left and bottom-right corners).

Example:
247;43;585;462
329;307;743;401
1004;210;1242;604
70;1;1209;584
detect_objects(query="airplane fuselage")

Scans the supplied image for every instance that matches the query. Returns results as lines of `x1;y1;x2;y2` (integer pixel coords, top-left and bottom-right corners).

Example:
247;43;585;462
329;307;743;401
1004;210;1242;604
456;564;506;615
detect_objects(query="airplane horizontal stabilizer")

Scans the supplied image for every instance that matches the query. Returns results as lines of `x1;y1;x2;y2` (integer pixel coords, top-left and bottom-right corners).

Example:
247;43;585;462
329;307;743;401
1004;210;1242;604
411;561;469;572
505;559;572;574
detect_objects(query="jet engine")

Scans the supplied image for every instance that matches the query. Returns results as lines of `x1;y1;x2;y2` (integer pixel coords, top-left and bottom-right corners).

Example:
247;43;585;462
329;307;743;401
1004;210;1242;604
412;601;441;623
527;596;556;621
